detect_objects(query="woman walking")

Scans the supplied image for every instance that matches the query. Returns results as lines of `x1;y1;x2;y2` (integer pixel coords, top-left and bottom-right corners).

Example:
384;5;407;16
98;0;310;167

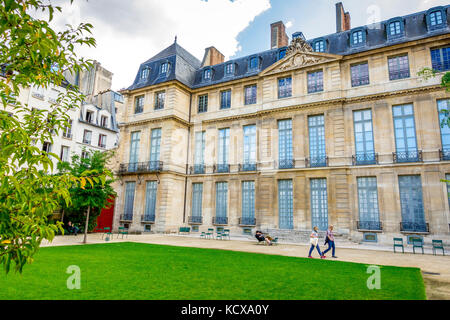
308;226;324;259
322;225;338;258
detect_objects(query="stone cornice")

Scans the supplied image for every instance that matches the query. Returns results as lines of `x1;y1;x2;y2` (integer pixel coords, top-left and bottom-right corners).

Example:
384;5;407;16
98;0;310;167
118;114;191;129
119;34;450;98
200;84;444;124
118;85;444;127
341;33;450;61
120;80;192;97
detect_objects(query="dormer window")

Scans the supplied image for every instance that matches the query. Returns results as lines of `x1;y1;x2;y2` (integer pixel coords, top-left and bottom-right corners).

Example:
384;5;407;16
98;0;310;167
160;62;170;75
203;69;212;81
85;110;93;123
430;10;443;26
313;40;325;53
249;56;259;71
140;67;149;81
351;30;365;46
225;63;234;76
292;32;305;41
278;49;287;60
387;18;404;40
427;7;447;31
389;21;401;35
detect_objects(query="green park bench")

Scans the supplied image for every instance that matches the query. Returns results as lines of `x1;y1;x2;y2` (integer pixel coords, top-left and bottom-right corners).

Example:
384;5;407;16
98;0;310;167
412;238;424;254
393;238;404;253
432;240;445;256
118;227;129;239
178;227;191;234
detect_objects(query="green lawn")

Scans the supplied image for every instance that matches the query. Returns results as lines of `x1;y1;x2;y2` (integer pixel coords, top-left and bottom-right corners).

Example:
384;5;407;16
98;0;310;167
0;242;426;300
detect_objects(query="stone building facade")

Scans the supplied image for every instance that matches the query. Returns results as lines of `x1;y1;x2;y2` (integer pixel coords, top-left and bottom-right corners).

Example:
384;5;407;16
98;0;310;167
1;61;122;170
114;3;450;245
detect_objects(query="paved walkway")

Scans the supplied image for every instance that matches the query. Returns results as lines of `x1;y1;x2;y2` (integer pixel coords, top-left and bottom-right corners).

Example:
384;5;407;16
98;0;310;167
41;233;450;300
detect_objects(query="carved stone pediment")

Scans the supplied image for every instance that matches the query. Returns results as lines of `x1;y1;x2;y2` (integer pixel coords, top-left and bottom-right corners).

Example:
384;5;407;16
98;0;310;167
260;36;343;76
286;36;314;56
279;53;329;71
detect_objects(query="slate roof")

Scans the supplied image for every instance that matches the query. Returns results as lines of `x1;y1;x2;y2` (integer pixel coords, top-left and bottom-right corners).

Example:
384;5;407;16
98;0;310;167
307;5;450;56
127;5;450;91
127;42;201;90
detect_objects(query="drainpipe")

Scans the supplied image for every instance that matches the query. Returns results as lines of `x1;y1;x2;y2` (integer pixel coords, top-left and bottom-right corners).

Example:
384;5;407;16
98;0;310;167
182;91;193;224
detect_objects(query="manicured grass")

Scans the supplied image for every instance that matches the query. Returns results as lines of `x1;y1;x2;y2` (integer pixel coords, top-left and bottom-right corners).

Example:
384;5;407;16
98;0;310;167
0;242;426;300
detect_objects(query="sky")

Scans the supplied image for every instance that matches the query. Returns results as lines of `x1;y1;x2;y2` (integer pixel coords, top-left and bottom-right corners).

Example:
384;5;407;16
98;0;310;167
44;0;450;91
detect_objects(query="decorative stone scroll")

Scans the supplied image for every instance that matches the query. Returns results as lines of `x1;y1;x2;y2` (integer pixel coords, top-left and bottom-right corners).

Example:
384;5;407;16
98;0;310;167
285;36;314;56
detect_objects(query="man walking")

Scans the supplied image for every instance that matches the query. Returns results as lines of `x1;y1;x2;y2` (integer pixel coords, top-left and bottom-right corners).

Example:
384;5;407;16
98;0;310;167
308;226;325;259
322;225;337;258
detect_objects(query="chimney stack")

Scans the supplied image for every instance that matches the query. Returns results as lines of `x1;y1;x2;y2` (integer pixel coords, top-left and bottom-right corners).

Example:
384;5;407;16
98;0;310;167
336;2;351;33
201;47;225;68
271;21;289;49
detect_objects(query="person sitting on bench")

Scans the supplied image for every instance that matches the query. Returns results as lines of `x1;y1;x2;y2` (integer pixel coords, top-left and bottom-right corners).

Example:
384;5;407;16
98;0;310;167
66;221;80;236
255;230;272;245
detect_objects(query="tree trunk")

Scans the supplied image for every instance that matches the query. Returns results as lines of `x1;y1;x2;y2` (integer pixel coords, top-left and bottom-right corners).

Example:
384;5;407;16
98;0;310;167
60;209;65;223
83;206;90;244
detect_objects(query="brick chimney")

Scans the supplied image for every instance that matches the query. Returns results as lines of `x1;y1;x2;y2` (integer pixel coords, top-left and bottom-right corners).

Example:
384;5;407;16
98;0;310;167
336;2;351;33
201;47;225;67
271;21;289;49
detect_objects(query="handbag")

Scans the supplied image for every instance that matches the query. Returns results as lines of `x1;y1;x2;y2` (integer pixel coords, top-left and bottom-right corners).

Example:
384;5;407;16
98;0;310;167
310;237;318;246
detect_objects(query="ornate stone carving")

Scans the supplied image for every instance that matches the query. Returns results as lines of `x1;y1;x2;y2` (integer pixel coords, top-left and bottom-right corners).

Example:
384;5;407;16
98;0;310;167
279;53;326;71
285;36;314;56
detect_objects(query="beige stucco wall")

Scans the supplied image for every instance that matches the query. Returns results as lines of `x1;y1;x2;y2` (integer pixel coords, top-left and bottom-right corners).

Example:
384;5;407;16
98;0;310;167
112;34;450;244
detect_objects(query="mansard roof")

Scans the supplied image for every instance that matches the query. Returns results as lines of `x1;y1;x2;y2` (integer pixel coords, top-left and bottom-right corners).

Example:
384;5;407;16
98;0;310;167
127;5;450;91
306;5;450;56
127;42;202;90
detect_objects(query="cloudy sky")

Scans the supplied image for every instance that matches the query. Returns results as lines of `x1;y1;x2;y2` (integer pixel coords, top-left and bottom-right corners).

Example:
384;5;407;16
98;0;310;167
46;0;449;91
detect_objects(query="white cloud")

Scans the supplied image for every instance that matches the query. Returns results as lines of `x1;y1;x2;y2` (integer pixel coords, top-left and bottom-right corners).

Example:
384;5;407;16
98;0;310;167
285;21;293;29
46;0;272;90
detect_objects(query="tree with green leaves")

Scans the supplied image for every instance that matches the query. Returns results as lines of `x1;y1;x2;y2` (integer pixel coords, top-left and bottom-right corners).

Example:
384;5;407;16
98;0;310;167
418;68;450;127
58;149;116;244
0;0;98;273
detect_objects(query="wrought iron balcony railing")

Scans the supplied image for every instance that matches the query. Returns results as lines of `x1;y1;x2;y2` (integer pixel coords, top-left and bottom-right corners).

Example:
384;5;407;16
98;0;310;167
393;150;422;163
188;216;203;225
357;221;383;231
239;163;257;172
190;164;205;174
278;159;295;169
141;214;156;223
239;217;256;226
119;161;164;175
400;222;429;233
212;216;228;225
306;156;328;168
439;149;450;161
213;164;230;173
353;153;378;166
120;214;133;222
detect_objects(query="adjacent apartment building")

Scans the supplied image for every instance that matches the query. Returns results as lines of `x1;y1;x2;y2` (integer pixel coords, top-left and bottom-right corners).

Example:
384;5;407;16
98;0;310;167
3;61;123;169
114;3;450;245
